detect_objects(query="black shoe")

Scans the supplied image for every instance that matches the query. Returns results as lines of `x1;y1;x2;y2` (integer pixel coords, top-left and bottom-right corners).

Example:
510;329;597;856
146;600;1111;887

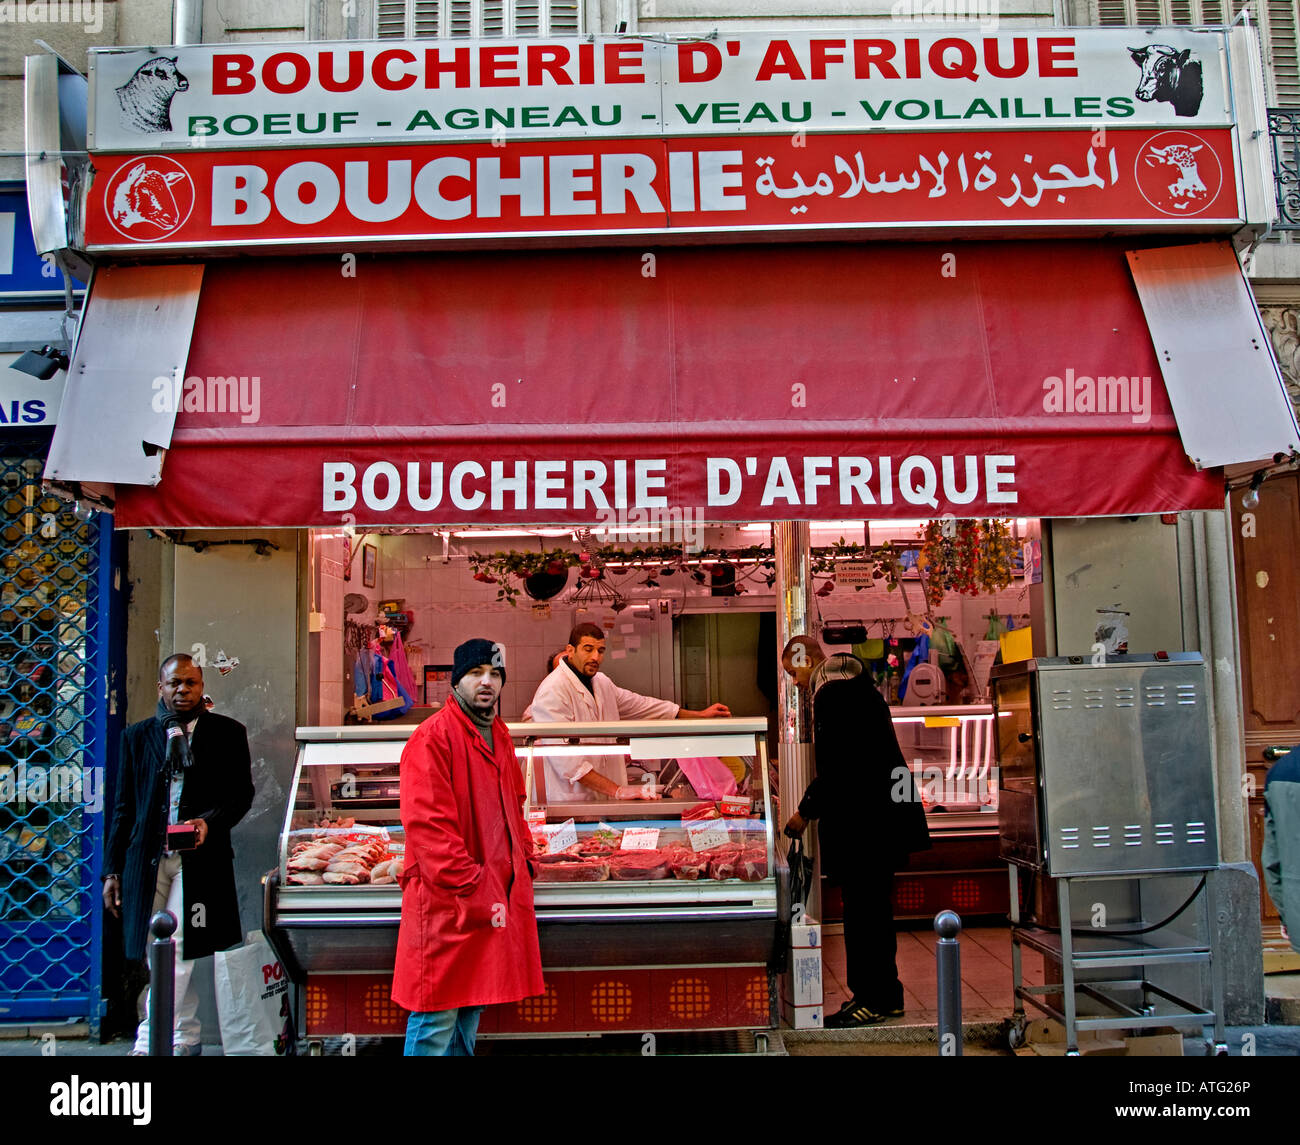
824;998;901;1028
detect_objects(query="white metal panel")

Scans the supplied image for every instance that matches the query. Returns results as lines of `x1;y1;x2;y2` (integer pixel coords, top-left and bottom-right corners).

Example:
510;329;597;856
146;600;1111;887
44;263;204;486
628;733;756;759
24;55;65;257
1126;241;1300;468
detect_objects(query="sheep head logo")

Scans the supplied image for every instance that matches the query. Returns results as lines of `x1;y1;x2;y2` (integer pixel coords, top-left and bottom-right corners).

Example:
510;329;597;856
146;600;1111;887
103;157;195;241
115;55;190;134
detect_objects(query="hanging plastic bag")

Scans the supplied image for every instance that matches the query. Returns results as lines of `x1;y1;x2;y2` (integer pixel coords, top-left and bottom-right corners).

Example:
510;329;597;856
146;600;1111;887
676;757;738;799
930;621;959;673
772;837;816;973
214;930;295;1056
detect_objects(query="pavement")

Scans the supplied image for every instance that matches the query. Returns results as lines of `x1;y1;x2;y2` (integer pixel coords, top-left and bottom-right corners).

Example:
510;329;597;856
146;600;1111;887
1;1017;1298;1056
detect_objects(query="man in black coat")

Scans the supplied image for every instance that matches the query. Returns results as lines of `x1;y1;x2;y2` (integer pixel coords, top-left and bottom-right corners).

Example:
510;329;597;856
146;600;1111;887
102;654;254;1054
782;636;930;1028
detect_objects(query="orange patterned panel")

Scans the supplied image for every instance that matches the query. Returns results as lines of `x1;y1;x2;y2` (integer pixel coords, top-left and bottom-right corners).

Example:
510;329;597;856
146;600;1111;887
346;976;407;1034
590;979;634;1024
517;982;560;1024
304;976;347;1035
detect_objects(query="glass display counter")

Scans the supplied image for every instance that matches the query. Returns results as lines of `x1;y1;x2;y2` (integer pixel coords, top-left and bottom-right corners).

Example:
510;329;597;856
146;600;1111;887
264;718;780;1041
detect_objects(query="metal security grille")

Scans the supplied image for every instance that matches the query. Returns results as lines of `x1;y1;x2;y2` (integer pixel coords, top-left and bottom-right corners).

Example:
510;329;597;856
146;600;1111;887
0;444;105;1025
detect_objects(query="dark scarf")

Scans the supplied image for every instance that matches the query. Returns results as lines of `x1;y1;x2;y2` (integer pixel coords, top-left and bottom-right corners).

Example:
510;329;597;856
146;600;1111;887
452;689;495;751
156;698;201;727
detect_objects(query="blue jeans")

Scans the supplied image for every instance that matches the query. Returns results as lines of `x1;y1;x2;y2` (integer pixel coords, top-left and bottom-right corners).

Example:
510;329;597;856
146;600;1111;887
404;1007;483;1056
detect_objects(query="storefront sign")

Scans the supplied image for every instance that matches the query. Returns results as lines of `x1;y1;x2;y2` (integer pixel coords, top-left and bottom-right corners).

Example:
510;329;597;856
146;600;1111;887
0;188;84;299
0;355;64;426
87;29;1233;154
82;126;1241;252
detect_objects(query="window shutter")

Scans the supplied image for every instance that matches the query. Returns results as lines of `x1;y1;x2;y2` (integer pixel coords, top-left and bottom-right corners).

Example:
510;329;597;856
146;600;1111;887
413;0;441;36
510;0;537;33
1098;0;1133;23
376;0;581;38
1266;0;1300;105
1134;0;1164;24
548;0;581;34
482;0;505;35
376;0;410;37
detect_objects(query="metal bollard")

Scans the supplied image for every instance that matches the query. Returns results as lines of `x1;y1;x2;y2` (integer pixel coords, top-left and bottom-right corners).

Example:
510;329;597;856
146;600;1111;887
935;910;963;1057
148;910;177;1057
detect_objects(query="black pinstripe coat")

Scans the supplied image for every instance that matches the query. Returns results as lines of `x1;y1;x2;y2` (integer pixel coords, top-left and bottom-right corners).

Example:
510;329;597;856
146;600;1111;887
103;709;254;961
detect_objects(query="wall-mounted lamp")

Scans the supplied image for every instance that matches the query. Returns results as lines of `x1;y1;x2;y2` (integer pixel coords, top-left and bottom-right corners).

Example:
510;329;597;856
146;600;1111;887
8;345;70;380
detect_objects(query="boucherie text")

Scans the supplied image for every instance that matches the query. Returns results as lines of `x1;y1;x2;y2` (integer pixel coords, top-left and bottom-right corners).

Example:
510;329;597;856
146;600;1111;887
87;29;1230;153
322;455;1018;515
209;37;1078;94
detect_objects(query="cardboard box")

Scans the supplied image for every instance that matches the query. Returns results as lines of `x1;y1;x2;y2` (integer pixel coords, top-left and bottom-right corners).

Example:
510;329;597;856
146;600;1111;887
784;947;823;1006
1023;1019;1185;1057
791;916;821;949
780;996;824;1030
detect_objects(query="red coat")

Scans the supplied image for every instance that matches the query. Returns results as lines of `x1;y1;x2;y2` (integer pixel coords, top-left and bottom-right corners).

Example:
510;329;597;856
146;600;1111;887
391;701;544;1012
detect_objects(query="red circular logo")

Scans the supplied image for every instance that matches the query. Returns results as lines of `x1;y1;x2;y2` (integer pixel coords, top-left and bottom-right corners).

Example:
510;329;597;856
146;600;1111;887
1134;131;1222;217
103;155;195;241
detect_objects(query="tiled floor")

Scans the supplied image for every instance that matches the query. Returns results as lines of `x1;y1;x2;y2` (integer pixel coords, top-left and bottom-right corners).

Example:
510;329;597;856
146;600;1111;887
820;923;1045;1022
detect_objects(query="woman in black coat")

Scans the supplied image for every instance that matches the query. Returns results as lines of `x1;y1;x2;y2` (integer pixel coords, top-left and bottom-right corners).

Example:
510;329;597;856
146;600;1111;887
782;640;930;1027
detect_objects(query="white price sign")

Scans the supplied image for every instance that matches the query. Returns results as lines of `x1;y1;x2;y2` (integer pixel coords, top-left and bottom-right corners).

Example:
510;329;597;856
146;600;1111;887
620;827;660;851
545;818;578;854
686;819;729;852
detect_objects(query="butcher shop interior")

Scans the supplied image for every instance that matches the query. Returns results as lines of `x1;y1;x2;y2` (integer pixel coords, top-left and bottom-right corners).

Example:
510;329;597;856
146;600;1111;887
296;515;1050;922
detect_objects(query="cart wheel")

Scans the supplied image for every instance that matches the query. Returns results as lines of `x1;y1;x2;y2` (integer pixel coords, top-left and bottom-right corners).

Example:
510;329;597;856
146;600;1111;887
1007;1018;1026;1050
1215;1043;1229;1057
1065;1049;1082;1057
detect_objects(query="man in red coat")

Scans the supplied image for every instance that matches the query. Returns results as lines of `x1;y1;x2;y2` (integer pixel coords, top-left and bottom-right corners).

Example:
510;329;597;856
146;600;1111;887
392;638;543;1055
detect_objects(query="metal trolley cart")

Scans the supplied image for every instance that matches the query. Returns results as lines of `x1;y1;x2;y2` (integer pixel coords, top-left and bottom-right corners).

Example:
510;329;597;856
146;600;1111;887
264;718;783;1052
993;655;1227;1056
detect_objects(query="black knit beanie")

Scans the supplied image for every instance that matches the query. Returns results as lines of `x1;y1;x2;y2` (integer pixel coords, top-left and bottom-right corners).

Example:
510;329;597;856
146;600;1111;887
452;638;506;687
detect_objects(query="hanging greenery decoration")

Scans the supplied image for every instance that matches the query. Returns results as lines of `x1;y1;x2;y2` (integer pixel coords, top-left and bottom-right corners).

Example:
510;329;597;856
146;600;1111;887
466;528;1016;606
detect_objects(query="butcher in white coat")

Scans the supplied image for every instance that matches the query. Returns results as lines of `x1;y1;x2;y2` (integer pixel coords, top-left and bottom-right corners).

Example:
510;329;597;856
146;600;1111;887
524;622;731;802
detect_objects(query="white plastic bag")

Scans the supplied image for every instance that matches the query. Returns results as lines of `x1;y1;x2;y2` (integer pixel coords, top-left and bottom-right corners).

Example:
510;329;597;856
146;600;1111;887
214;930;292;1056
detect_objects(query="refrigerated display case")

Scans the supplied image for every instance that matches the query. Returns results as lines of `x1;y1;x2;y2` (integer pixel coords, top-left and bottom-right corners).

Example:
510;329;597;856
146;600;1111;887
264;717;780;1042
844;705;1005;922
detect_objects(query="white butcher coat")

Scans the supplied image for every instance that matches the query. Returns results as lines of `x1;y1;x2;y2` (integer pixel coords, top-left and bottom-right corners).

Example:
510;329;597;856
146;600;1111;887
523;662;679;802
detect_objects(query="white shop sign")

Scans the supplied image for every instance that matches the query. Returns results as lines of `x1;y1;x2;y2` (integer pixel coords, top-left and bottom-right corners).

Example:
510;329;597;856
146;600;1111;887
87;28;1233;153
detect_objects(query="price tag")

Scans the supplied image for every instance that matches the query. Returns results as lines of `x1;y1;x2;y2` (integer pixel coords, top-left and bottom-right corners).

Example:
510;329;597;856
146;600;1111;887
685;818;729;852
719;796;749;818
545;818;578;854
621;827;660;851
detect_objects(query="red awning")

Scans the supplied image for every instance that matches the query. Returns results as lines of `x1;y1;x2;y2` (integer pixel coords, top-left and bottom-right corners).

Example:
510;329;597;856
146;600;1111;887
111;239;1223;527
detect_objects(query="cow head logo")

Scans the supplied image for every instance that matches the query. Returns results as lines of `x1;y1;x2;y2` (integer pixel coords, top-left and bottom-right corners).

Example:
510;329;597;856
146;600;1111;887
1128;44;1204;118
103;157;195;241
115;55;189;134
1134;131;1222;217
